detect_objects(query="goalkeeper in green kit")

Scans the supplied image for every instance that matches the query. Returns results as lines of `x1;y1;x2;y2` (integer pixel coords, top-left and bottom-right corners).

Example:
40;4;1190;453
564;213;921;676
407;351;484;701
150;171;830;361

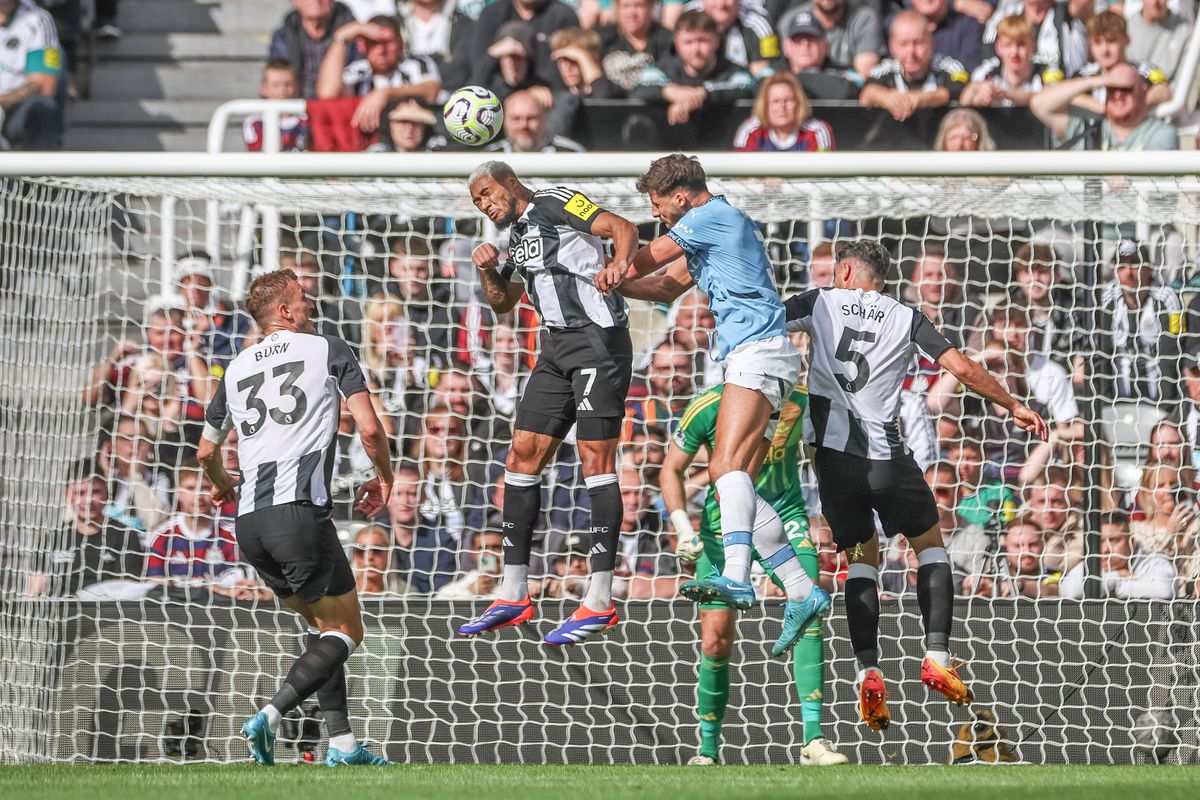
661;383;848;767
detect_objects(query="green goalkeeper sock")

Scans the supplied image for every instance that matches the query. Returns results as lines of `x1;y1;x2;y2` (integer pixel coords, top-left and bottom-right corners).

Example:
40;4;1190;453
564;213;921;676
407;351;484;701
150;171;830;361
793;551;825;744
697;654;729;760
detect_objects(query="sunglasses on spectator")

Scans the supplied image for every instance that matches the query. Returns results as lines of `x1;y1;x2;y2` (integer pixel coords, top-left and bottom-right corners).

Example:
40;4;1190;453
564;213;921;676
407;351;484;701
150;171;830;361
353;546;390;556
1107;86;1137;98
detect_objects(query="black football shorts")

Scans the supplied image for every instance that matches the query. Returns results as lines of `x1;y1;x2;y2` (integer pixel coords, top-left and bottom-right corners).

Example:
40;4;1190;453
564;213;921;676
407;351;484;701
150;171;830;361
514;324;632;441
235;502;355;603
812;447;941;552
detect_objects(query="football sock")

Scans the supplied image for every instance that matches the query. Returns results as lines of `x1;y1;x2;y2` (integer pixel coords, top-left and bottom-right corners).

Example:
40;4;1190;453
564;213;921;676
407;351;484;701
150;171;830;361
715;471;757;583
793;552;825;744
261;704;282;730
917;546;953;665
751;497;813;601
583;473;621;609
697;654;729;761
499;470;541;602
846;562;881;672
266;632;353;723
307;630;354;747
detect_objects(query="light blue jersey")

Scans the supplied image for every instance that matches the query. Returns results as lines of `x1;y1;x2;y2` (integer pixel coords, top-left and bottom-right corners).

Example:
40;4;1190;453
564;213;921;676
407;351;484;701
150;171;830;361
667;195;787;360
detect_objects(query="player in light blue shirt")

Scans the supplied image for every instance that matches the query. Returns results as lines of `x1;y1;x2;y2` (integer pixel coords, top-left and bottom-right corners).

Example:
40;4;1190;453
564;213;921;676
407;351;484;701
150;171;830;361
603;154;830;656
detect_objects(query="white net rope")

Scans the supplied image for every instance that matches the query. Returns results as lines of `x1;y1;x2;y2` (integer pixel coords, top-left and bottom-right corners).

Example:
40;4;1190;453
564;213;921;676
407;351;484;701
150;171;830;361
2;172;1200;765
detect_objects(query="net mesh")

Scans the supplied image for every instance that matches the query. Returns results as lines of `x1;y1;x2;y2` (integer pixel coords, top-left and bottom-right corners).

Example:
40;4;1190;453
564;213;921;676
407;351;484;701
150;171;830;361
2;170;1200;765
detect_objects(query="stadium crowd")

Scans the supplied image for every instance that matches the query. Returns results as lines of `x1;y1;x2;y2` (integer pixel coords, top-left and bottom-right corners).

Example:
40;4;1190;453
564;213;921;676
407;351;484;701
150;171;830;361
3;0;1196;151
26;214;1200;605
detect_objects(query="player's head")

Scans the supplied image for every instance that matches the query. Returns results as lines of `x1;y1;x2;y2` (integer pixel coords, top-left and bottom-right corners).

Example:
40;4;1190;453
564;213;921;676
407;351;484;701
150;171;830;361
260;58;297;100
832;239;890;291
995;15;1035;74
469;160;526;228
888;11;934;81
1087;11;1129;69
636;153;708;228
673;11;721;75
246;268;316;334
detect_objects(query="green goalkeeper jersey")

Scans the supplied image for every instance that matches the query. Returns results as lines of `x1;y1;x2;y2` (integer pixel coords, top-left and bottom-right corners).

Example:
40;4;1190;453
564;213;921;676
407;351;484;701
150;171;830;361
671;384;810;530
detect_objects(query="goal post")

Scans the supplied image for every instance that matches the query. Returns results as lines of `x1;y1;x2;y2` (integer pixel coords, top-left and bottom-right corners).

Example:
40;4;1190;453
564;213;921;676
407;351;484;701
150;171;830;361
2;151;1200;765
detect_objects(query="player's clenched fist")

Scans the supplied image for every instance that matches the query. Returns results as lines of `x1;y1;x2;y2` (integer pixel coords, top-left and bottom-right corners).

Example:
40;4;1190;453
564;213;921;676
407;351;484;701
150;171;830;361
595;258;627;294
472;243;500;271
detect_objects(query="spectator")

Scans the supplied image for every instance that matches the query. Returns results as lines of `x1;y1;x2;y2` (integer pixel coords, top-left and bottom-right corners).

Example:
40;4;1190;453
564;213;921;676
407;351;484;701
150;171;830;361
351;524;408;594
281;249;361;346
121;352;193;473
469;0;581;91
1126;0;1190;82
664;289;722;388
1130;464;1199;596
245;59;311;152
1061;511;1177;599
598;0;676;93
1089;239;1184;407
436;528;505;598
806;241;837;287
368;100;438;151
270;0;357;99
949;438;1019;534
538;534;591;599
777;9;860;100
145;466;244;587
632;10;755;130
486;88;586;151
682;0;781;76
989;515;1061;598
361;296;426;420
97;415;171;539
384;235;456;365
620;418;668;486
482;315;527;419
0;0;63;150
1072;11;1170;114
1031;61;1177;150
1180;358;1200;469
925;460;992;593
176;254;253;369
388;454;459;593
879;536;920;596
413;404;483;550
27;472;142;597
1004;242;1086;381
630;341;698;431
397;0;475;87
794;0;883;76
549;27;624;136
92;0;121;40
962;15;1063;107
982;0;1090;78
384;460;421;549
932;107;996;150
734;72;835;151
616;465;677;599
905;244;975;347
860;11;967;121
317;15;442;135
1022;469;1084;574
475;21;556;102
910;0;985;72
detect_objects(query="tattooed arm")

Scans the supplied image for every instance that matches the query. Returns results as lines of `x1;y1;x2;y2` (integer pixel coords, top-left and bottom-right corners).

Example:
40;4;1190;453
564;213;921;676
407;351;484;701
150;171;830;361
472;243;524;314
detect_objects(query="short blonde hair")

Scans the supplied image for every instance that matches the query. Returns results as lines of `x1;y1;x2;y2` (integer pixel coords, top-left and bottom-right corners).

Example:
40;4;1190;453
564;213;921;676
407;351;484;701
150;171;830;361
995;14;1035;46
751;72;811;129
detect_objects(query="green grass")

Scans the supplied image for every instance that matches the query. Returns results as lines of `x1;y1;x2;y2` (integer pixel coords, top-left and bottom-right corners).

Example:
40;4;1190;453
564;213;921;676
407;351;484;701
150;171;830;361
3;764;1200;800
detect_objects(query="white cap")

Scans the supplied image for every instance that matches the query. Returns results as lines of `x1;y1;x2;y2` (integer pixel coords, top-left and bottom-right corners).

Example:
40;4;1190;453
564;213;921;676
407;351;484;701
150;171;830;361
176;255;214;284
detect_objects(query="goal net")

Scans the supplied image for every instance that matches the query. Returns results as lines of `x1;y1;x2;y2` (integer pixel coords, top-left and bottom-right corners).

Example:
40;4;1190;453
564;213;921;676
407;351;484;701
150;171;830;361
2;155;1200;766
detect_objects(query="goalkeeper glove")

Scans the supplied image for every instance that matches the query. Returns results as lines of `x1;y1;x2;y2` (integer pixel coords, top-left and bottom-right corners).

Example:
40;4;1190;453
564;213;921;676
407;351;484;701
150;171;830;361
671;509;704;563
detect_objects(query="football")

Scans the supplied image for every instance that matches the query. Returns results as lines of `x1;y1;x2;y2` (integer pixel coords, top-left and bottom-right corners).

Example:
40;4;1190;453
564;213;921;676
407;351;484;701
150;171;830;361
442;86;504;147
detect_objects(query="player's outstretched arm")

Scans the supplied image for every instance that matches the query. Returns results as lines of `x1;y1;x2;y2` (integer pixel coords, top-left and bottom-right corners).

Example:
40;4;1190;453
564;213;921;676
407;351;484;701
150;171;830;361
472;243;523;314
660;443;703;563
591;210;639;294
937;347;1049;441
346;391;394;518
619;257;694;303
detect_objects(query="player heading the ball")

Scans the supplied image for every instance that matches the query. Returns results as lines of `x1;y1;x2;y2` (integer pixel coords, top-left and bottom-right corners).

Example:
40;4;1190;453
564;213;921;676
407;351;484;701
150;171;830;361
459;161;640;645
784;240;1048;731
614;154;831;655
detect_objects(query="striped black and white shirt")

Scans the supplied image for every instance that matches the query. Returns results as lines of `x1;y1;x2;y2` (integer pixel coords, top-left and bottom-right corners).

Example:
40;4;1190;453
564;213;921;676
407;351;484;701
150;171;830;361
785;288;953;460
203;330;368;516
499;187;628;329
342;54;441;96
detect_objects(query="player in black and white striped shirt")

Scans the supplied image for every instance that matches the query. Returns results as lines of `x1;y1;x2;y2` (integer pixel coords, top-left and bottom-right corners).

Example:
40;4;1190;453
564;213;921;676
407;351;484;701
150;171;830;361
784;240;1047;731
460;161;639;645
197;269;393;767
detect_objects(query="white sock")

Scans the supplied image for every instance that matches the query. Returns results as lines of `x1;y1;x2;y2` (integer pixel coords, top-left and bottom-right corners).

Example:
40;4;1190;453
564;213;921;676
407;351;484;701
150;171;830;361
926;649;951;667
261;704;282;731
498;564;528;602
856;667;880;684
583;569;614;611
329;732;358;752
751;497;813;601
714;471;757;583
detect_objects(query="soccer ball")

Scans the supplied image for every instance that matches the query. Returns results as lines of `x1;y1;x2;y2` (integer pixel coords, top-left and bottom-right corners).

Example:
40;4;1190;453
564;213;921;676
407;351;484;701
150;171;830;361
442;86;504;147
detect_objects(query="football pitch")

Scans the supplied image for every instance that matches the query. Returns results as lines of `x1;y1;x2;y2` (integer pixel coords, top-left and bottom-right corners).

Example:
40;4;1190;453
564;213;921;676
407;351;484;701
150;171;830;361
4;764;1200;800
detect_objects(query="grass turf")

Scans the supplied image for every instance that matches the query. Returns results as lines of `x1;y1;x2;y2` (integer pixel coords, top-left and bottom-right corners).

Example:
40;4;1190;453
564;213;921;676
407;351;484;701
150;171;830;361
3;764;1199;800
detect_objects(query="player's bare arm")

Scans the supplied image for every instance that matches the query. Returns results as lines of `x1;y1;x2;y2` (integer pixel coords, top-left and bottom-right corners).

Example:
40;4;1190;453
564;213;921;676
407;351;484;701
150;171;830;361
472;243;523;313
590;210;639;295
197;435;237;506
937;347;1049;440
627;234;687;279
346;391;393;518
619;258;694;303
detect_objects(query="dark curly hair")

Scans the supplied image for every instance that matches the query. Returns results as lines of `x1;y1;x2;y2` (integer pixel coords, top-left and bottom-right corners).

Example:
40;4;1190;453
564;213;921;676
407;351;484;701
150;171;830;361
834;239;891;282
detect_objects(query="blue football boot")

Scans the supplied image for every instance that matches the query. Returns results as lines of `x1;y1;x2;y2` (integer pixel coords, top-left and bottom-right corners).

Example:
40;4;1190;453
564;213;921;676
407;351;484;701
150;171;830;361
770;586;832;658
543;604;619;646
457;597;535;636
241;712;275;766
325;744;392;766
